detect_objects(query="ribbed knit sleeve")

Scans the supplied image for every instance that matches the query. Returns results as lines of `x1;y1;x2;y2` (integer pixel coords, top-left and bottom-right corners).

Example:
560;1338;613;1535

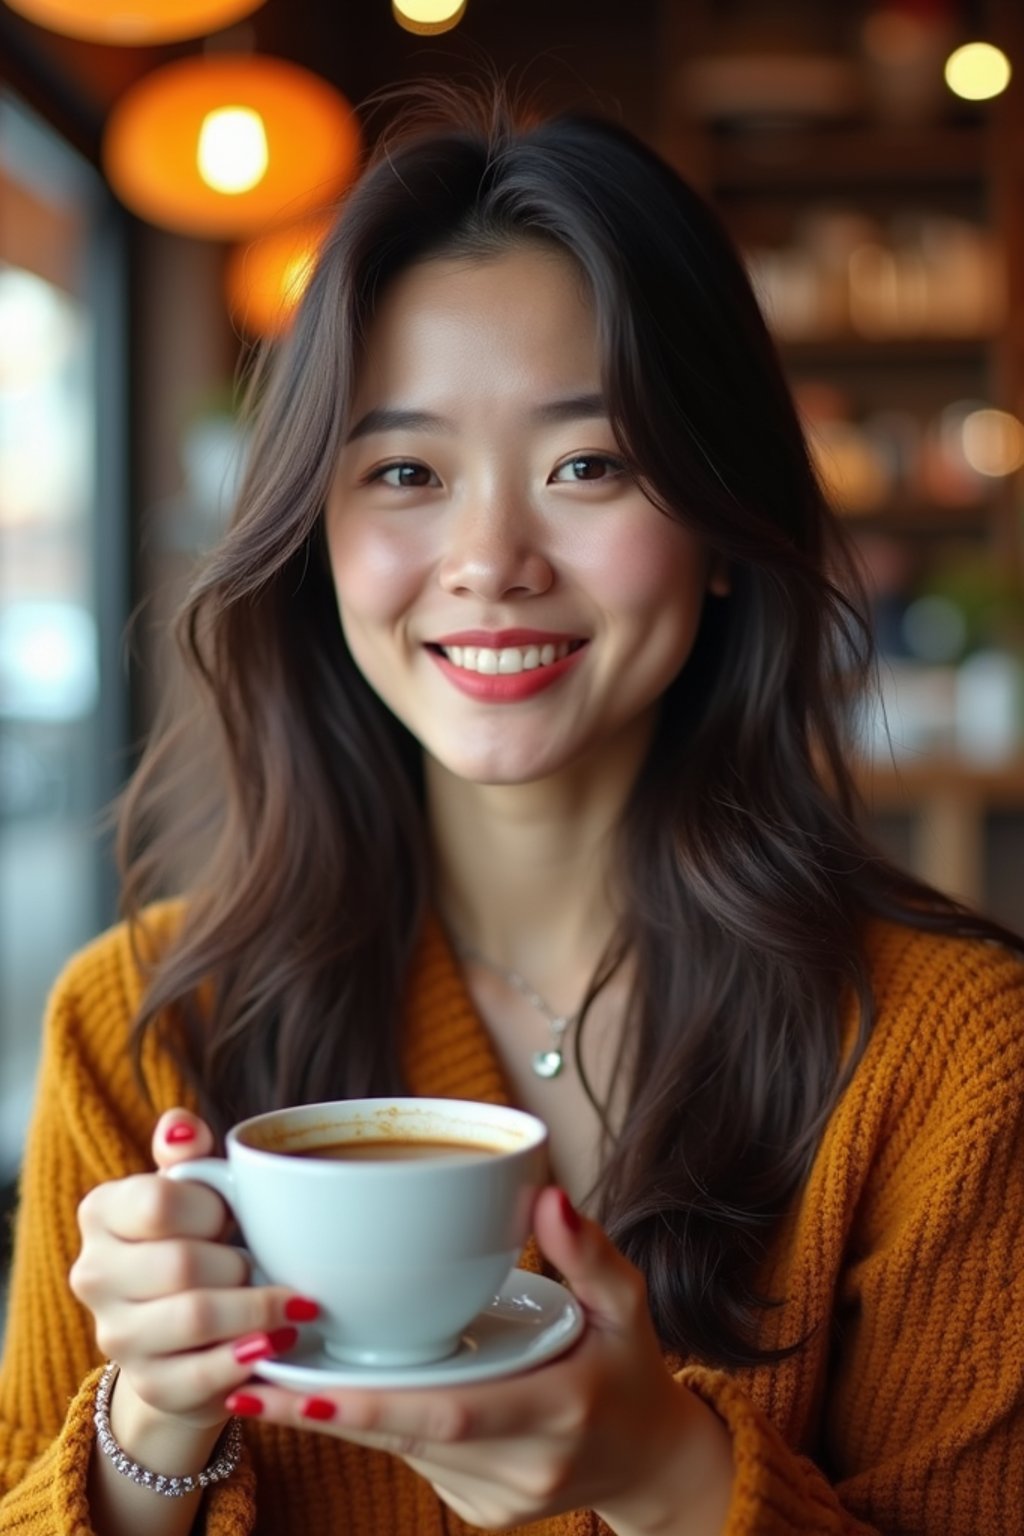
668;934;1024;1535
0;924;256;1534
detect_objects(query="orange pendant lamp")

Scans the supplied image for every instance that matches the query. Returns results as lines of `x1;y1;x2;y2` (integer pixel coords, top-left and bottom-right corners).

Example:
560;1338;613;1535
3;0;266;45
102;55;360;239
226;212;335;338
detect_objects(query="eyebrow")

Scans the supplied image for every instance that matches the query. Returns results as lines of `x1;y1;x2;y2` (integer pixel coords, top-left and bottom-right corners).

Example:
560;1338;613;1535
344;392;608;444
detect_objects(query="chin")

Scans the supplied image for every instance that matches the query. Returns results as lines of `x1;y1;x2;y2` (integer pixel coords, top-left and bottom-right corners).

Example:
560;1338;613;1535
450;764;557;788
433;747;565;787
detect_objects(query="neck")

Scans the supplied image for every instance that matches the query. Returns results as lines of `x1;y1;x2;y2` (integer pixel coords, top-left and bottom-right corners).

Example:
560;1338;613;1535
425;740;644;998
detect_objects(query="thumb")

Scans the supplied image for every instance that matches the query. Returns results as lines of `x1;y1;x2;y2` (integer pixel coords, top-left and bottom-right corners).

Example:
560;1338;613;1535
152;1107;215;1172
533;1185;648;1333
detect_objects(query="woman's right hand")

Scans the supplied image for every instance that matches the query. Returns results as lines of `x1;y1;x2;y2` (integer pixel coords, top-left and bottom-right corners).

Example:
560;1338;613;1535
69;1108;315;1433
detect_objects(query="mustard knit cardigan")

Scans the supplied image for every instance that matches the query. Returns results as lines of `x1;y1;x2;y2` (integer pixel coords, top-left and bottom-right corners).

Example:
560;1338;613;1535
0;903;1022;1534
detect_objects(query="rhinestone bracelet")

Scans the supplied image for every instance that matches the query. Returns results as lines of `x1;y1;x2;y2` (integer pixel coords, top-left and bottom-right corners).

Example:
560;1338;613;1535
94;1362;244;1497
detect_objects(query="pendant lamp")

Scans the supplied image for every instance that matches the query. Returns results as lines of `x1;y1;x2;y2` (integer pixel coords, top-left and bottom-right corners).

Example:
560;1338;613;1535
102;55;360;239
392;0;467;36
226;212;335;338
3;0;266;45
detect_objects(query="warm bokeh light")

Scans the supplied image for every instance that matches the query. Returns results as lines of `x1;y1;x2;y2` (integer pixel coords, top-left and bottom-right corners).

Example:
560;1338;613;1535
102;56;360;239
2;0;265;44
862;9;936;66
226;213;334;337
961;408;1024;476
392;0;467;36
197;107;269;195
944;41;1012;101
280;251;318;306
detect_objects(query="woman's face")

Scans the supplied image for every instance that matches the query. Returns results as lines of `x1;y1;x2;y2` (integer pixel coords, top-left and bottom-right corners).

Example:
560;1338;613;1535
324;243;726;787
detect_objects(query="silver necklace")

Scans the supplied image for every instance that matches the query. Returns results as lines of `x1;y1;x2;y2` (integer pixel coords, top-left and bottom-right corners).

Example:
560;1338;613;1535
455;942;581;1079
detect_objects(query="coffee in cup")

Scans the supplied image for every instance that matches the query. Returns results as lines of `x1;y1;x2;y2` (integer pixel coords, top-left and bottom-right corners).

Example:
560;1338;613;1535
165;1097;549;1367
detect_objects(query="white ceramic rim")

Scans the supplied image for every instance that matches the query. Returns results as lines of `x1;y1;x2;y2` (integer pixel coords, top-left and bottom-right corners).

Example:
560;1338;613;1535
227;1096;548;1163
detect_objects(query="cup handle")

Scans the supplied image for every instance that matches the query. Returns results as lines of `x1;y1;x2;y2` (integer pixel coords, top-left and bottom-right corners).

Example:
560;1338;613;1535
163;1157;237;1215
162;1162;267;1283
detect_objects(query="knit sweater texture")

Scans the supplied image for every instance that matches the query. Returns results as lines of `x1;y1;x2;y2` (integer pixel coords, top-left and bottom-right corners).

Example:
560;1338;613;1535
0;903;1022;1534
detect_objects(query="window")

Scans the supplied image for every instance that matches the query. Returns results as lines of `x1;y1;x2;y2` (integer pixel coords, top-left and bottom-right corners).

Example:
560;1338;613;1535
0;91;130;1177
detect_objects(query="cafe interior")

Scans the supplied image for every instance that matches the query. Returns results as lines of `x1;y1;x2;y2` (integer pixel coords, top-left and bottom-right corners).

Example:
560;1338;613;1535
0;0;1022;1231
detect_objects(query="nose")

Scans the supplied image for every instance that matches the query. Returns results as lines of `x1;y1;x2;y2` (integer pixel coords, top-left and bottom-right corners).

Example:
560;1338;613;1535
437;489;554;602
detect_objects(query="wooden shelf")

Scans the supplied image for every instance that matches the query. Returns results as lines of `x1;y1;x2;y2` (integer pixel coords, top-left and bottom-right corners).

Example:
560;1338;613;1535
710;124;988;193
856;753;1024;904
659;3;1024;911
858;753;1024;808
839;501;996;534
780;335;994;366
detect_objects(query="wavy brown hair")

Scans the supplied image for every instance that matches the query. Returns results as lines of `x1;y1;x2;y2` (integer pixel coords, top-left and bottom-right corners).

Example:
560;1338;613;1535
117;88;1022;1367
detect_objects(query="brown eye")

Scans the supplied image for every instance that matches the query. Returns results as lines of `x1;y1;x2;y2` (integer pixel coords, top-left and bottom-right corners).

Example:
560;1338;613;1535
552;454;624;484
373;462;438;488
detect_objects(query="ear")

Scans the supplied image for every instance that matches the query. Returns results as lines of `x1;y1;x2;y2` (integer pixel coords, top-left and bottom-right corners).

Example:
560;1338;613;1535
707;553;731;597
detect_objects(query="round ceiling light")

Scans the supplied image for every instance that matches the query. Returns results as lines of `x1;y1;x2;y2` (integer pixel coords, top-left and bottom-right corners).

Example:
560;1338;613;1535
102;55;360;239
2;0;266;45
392;0;467;37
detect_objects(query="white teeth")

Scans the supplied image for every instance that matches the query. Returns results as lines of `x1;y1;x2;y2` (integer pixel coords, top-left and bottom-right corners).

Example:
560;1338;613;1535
438;641;579;675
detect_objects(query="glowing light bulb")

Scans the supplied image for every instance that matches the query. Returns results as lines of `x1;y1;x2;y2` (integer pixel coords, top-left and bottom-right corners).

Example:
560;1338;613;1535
392;0;466;36
944;42;1012;101
197;106;269;194
961;408;1024;476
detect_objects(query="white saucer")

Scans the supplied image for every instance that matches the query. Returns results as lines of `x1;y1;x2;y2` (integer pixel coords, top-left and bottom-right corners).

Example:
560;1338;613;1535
253;1270;585;1391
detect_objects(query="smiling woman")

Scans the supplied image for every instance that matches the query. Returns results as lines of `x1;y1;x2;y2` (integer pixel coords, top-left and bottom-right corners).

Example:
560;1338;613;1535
325;245;723;788
1;82;1023;1536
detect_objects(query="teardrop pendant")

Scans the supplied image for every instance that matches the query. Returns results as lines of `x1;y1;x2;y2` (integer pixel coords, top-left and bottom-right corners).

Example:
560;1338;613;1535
532;1048;564;1079
454;937;577;1082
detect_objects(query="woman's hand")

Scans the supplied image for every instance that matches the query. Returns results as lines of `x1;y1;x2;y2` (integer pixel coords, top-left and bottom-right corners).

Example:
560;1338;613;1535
223;1187;735;1534
69;1108;318;1434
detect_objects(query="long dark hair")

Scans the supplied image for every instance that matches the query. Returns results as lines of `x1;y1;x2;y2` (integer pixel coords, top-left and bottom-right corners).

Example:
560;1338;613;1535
117;87;1021;1367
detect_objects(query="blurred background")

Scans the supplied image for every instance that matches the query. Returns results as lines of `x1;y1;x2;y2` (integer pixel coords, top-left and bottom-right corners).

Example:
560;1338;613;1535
1;0;1022;1225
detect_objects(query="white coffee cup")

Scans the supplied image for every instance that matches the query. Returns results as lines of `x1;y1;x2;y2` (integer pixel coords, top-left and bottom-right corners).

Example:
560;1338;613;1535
165;1097;549;1367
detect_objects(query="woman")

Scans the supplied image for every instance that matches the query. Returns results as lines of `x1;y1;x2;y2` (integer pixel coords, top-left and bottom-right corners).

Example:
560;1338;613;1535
1;90;1022;1536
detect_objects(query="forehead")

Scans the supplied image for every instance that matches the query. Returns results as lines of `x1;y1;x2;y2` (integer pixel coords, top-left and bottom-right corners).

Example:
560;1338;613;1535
350;245;601;411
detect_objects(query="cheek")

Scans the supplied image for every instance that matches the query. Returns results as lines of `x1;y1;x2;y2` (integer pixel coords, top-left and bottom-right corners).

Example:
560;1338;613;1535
327;517;430;626
576;518;708;636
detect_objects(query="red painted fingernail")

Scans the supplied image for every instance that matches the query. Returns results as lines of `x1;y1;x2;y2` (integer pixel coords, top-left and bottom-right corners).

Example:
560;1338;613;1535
233;1326;297;1364
226;1392;263;1416
165;1122;196;1144
301;1396;337;1421
558;1189;583;1233
284;1296;319;1322
234;1332;274;1364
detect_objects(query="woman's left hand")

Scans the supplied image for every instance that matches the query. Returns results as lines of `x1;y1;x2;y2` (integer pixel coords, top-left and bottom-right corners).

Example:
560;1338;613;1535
225;1187;734;1534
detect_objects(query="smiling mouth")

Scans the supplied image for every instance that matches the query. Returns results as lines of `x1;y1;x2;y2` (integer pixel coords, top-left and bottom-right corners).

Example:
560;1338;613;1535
426;640;587;676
